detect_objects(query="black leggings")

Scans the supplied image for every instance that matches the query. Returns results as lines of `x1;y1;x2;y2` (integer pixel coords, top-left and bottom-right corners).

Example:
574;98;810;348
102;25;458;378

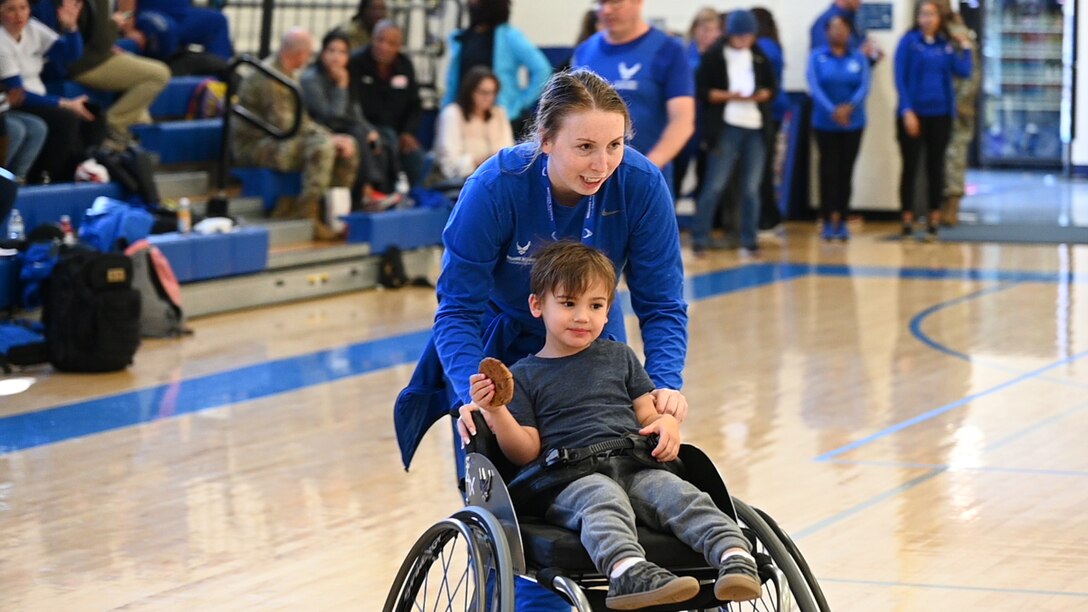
24;103;107;184
814;128;863;220
897;114;952;214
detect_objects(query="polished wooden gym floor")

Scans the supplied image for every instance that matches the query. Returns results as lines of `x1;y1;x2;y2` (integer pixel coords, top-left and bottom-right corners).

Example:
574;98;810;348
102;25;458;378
3;174;1088;610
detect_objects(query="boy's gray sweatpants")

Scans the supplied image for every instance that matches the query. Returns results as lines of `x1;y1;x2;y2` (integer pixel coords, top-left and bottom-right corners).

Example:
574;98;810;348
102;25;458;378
544;458;751;575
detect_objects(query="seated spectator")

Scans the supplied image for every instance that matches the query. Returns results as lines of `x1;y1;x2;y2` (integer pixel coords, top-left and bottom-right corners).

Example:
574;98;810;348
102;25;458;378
113;0;234;63
333;0;386;52
349;20;424;186
0;0;105;183
432;66;512;183
231;28;358;241
301;30;395;202
444;0;551;137
33;0;169;147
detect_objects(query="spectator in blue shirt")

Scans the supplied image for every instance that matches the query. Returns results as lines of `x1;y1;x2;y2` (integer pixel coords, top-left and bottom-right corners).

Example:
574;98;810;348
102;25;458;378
808;15;871;241
752;7;786;230
894;0;972;239
115;0;234;62
810;0;884;63
574;0;695;195
443;0;552;138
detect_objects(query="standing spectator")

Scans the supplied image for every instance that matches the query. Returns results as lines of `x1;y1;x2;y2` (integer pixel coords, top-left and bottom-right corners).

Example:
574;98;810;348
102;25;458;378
432;66;513;183
574;0;694;194
33;0;170;147
894;0;972;239
808;15;871;241
673;6;721;201
692;10;775;256
752;7;786;230
333;0;386;52
231;28;359;241
349;20;424;186
443;0;552;138
810;0;884;63
939;0;979;227
0;0;105;183
113;0;234;62
301;30;392;201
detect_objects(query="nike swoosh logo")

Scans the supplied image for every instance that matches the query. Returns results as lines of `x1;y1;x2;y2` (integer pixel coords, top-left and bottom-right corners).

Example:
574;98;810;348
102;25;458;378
602;209;621;216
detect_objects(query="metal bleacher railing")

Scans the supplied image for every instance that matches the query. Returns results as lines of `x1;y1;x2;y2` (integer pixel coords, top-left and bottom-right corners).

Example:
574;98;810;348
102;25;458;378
214;0;466;110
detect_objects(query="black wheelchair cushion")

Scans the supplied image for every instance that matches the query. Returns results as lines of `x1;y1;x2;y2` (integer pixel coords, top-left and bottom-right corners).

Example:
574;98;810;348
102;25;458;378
521;519;707;574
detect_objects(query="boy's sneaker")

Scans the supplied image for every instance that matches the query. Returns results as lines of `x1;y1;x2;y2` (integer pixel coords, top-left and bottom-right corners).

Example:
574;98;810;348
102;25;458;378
714;553;762;602
606;561;700;610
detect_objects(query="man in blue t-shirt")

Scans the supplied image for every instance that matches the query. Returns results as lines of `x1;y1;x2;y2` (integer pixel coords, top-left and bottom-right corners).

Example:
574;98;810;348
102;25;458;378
810;0;884;63
572;0;694;195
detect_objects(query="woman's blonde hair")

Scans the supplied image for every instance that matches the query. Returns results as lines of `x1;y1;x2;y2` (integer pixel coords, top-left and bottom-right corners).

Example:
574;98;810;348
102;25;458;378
524;69;633;149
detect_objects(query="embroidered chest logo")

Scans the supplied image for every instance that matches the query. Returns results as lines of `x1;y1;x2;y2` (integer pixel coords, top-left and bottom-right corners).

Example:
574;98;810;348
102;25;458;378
615;62;642;91
516;241;531;255
507;241;535;266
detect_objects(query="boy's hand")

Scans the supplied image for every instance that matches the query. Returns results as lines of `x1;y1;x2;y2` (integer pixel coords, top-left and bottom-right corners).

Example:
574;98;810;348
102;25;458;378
639;414;680;462
469;373;502;410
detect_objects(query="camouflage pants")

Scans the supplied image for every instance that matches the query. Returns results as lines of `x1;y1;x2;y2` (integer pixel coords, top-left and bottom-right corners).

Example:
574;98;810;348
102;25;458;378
944;112;975;199
238;125;358;208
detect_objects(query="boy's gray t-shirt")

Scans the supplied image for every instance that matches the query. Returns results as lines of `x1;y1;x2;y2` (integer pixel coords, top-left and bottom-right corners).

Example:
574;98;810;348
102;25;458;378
506;339;656;454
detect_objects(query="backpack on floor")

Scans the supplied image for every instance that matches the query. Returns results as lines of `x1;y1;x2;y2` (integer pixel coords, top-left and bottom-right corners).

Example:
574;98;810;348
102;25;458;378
125;239;188;338
42;247;141;372
0;319;47;373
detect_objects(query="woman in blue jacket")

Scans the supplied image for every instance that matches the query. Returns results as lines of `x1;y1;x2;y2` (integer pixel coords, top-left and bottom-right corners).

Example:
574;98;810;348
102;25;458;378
444;0;552;136
395;69;689;611
808;15;871;241
894;0;972;239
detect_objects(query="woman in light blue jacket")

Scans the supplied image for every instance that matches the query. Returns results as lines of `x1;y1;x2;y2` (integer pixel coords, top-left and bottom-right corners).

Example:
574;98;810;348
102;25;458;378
443;0;552;135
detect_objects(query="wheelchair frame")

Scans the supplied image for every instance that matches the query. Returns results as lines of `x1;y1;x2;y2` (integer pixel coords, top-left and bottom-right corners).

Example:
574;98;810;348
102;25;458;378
384;419;828;612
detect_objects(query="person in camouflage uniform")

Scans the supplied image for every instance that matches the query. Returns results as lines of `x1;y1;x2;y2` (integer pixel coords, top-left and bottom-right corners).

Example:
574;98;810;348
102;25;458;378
231;28;359;240
942;3;980;227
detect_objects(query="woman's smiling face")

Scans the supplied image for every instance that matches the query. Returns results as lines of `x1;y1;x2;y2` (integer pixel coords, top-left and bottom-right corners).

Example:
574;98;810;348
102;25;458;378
541;109;626;205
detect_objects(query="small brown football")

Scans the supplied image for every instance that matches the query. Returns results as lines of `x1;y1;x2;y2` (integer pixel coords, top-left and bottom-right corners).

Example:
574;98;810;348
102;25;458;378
479;357;515;406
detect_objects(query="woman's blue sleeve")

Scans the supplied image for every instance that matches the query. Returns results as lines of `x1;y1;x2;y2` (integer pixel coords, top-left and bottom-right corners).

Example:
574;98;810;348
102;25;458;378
47;30;83;66
849;50;872;109
1;75;59;108
508;27;553;118
623;169;688;391
806;50;837;115
432;175;508;404
894;36;913;116
952;47;973;79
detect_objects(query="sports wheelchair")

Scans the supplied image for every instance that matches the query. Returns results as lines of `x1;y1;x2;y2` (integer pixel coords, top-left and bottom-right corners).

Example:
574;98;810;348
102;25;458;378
384;414;828;611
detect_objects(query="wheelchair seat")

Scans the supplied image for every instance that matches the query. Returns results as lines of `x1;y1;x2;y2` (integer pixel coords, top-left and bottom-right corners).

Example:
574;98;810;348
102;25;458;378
520;519;707;574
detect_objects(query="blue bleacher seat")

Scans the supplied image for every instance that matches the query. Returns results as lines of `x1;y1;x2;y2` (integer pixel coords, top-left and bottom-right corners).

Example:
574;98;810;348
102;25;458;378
133;118;223;164
148;76;208;119
342;207;450;252
232;168;303;213
13;182;124;232
0;255;17;310
148;226;269;283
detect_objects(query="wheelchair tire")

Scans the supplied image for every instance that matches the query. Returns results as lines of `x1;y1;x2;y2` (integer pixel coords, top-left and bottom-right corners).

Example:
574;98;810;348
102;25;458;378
383;513;510;612
730;498;820;612
751;505;830;612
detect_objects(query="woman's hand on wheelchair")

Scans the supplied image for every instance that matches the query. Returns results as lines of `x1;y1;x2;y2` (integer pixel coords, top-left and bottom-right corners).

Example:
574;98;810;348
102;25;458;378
457;403;484;446
651;388;688;423
640;415;681;462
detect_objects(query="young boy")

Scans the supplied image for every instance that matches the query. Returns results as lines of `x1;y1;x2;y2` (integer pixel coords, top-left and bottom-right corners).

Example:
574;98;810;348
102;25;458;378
459;241;761;610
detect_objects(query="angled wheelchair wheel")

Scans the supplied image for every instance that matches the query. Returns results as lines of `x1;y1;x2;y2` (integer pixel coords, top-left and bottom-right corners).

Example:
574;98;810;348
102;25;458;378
751;506;830;612
725;499;820;612
383;507;514;612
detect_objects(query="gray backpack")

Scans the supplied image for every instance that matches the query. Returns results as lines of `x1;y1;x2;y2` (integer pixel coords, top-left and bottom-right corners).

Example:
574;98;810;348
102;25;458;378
125;240;189;338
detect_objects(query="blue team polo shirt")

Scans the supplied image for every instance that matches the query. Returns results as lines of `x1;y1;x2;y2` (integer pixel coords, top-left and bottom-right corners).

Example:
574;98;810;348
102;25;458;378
572;28;694;156
807;46;871;131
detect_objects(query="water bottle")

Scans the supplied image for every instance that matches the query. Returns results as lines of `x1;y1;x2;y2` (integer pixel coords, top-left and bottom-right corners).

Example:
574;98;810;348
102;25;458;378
395;171;411;208
59;214;76;245
7;209;24;240
177;197;192;234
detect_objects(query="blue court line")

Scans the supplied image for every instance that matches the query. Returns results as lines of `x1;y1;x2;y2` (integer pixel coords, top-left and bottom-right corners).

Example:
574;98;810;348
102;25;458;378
816;577;1088;599
823;459;1088;479
908;282;1020;362
2;261;1085;456
814;347;1088;463
793;468;947;541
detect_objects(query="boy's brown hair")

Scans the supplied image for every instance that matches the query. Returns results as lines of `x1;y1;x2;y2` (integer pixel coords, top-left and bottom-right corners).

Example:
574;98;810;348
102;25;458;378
530;241;617;305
